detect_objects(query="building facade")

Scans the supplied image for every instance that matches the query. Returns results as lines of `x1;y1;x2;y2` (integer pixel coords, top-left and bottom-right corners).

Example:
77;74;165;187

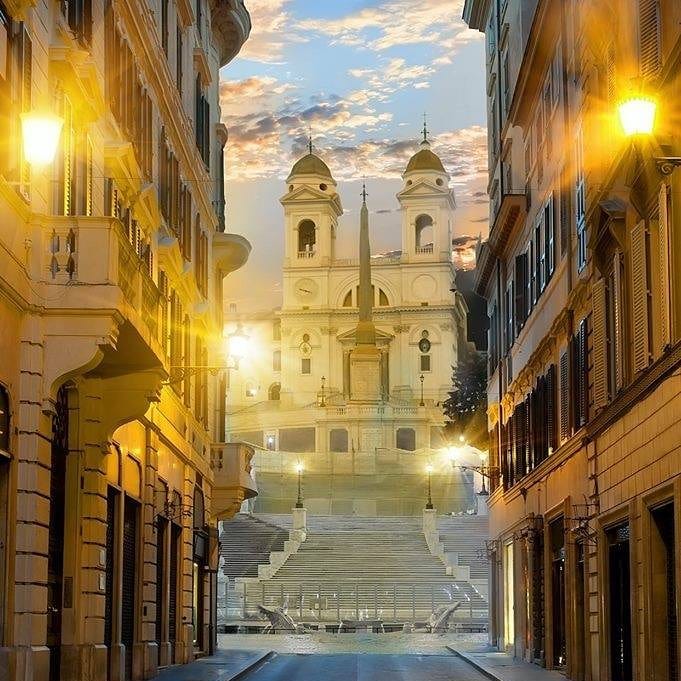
225;140;475;517
226;139;470;472
465;0;681;679
0;1;254;680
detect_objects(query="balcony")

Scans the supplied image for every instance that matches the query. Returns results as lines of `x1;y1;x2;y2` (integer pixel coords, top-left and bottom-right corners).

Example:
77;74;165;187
38;215;164;366
488;188;527;256
298;250;316;259
209;0;252;67
210;442;258;520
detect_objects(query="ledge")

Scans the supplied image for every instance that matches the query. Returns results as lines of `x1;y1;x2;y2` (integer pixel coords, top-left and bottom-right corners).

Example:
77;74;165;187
208;0;252;67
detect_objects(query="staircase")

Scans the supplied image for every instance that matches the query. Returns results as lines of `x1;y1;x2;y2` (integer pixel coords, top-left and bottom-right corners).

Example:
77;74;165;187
240;515;487;628
437;515;489;580
219;514;290;618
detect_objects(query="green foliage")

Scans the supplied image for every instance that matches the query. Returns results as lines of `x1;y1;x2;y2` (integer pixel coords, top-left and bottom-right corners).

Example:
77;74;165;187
442;351;487;423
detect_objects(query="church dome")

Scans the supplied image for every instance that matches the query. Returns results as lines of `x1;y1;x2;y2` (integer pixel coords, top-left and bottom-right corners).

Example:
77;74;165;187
405;142;446;174
289;152;333;180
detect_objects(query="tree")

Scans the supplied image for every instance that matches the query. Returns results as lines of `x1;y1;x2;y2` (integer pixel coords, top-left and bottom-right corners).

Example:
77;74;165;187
442;351;487;434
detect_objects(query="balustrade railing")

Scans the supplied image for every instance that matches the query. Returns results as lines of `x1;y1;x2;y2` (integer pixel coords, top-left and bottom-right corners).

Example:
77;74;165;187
241;580;487;626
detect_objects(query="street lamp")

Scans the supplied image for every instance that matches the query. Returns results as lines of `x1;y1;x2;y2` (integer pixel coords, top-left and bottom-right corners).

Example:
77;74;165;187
164;325;249;385
419;374;425;407
616;94;681;175
447;445;499;496
425;463;434;510
618;96;656;136
21;111;63;167
295;463;304;508
319;376;326;407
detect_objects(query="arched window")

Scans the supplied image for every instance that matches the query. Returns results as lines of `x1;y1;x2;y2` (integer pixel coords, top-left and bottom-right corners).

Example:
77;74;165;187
268;383;281;401
330;428;349;452
0;386;9;453
396;427;416;451
415;214;434;251
298;220;316;253
342;290;353;307
379;289;389;306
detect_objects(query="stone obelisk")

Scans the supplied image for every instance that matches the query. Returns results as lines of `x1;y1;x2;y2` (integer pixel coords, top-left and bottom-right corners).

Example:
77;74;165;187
349;185;383;402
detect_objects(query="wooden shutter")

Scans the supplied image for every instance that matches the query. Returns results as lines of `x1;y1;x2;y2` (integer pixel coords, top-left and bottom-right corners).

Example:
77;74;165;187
546;364;556;453
612;252;624;392
18;26;32;194
639;0;661;80
631;220;650;372
559;350;569;441
515;253;527;332
85;136;93;216
658;182;671;353
592;278;609;411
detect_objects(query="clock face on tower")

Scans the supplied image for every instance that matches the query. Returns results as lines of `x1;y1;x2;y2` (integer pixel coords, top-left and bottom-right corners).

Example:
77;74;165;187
294;278;318;301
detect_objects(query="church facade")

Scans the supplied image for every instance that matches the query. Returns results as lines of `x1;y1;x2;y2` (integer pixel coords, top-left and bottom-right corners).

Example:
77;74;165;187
226;137;469;467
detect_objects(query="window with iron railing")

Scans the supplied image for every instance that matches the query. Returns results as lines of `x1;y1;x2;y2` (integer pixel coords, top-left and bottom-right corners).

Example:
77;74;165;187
61;0;92;47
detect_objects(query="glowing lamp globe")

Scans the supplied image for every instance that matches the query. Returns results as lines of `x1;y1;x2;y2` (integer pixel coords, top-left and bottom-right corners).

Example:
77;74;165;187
618;97;656;136
295;463;304;474
21;112;63;166
426;464;434;474
226;325;249;363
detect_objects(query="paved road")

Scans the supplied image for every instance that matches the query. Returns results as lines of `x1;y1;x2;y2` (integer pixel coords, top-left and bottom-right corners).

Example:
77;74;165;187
240;652;489;681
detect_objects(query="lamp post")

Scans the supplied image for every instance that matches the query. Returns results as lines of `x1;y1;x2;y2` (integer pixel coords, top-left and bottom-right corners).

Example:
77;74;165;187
425;464;434;510
617;94;681;175
295;463;304;508
419;374;425;407
447;444;499;496
319;376;326;407
21;111;63;167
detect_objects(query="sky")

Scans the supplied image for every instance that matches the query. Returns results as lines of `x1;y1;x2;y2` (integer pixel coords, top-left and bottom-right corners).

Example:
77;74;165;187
220;0;489;312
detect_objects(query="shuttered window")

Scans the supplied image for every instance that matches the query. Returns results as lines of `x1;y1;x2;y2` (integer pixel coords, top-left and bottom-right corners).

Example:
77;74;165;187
17;25;31;196
546;364;556;452
544;194;555;281
639;0;661;80
575;125;586;270
631;220;651;373
573;319;588;428
658;182;671;353
592;278;609;411
559;350;569;441
515;252;528;333
612;252;624;392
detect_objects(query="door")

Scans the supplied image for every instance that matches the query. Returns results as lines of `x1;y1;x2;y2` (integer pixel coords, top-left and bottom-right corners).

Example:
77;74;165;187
104;487;117;677
650;504;677;681
122;499;138;680
573;542;586;681
550;518;566;668
531;531;545;662
47;386;69;681
609;524;632;681
168;524;180;663
155;518;166;661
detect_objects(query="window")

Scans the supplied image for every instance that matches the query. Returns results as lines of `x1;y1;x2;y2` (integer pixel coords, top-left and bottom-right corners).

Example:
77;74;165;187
330;428;348;453
63;0;92;47
194;75;210;167
273;350;281;372
535;217;543;295
268;384;280;401
415;214;434;251
420;354;431;372
514;252;528;333
0;386;9;453
505;280;514;351
379;289;389;306
176;25;183;91
301;358;311;374
639;0;661;80
396;428;416;451
342;290;352;307
298;220;316;253
273;320;281;340
502;51;510;112
544;194;555;282
575;125;587;271
161;0;169;56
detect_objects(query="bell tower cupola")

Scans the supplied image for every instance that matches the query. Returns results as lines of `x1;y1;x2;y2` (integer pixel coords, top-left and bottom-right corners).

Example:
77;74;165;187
280;141;343;268
397;120;456;263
